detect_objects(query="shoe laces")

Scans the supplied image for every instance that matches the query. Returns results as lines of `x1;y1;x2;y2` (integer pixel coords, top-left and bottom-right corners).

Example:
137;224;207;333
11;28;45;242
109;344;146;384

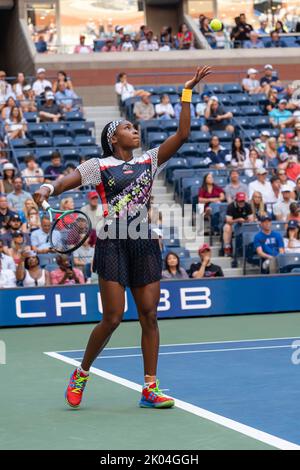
148;379;163;396
71;371;88;394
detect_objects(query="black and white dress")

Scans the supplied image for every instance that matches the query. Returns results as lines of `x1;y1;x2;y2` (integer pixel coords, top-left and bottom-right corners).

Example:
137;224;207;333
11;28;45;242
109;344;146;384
77;148;165;287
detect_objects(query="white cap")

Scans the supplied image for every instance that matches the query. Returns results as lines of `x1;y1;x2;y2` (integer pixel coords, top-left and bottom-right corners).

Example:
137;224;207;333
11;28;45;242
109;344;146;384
281;185;291;192
210;95;219;102
3;162;15;171
256;167;267;175
37;67;46;74
261;130;270;137
23;84;31;91
45;91;55;100
247;68;258;75
264;64;273;70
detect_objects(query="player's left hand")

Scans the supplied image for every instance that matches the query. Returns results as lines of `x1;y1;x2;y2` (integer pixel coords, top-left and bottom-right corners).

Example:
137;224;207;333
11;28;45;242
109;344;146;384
185;66;212;90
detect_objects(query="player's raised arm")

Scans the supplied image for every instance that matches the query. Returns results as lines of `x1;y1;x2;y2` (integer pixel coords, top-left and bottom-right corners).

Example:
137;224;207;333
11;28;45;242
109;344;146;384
157;66;212;166
33;169;82;207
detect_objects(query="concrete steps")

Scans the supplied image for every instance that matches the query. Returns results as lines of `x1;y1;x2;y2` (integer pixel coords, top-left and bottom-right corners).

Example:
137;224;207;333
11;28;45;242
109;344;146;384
85;106;121;144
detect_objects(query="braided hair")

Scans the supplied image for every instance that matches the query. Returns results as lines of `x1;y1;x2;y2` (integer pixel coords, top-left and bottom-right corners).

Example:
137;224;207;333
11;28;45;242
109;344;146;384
101;122;113;157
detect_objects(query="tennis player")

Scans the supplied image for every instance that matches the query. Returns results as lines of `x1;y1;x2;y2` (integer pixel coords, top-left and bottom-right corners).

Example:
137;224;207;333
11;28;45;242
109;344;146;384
34;66;212;409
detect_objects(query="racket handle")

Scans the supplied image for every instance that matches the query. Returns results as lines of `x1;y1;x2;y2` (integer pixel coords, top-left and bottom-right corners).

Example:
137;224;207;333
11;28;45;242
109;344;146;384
42;200;50;211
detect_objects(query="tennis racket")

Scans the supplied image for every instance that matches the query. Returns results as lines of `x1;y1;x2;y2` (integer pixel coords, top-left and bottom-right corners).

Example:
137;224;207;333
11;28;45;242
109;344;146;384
42;200;92;254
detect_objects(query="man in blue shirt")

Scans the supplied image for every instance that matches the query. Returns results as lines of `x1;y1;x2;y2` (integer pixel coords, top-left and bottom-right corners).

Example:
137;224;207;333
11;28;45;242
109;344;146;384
55;81;79;112
265;31;287;48
269;99;294;129
254;215;284;273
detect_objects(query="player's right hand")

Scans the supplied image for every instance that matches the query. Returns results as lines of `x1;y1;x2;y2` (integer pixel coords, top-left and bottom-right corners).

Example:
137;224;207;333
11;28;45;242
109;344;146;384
33;187;51;207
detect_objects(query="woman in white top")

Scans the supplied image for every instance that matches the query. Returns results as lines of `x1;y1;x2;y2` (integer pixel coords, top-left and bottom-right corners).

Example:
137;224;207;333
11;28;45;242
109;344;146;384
242;68;262;94
115;72;150;103
284;221;300;253
1;96;17;120
5;106;27;141
16;251;50;287
13;72;28;100
155;94;175;120
244;148;264;177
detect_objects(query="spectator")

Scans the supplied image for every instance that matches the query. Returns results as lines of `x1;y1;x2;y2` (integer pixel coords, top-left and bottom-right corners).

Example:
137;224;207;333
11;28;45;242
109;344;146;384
279;156;300;183
155;95;175;120
225;170;248;203
269;175;282;204
73;236;94;277
200;17;217;48
101;38;118;52
284;220;300;253
5;106;27;141
44;151;65;182
159;26;174;50
214;25;227;50
177;23;193;50
256;18;268;35
274;20;288;34
55;81;79;112
7;177;33;212
35;35;48;53
198;172;225;217
269;99;294;129
229;137;249;168
0;195;17;232
119;34;135;52
230;14;253;48
295;122;300;144
19;198;40;225
38;91;62;122
81;191;103;231
255;130;270;156
250;191;267;221
205;135;228;168
32;68;52;97
265;137;279;168
138;30;159;51
223;192;253;256
174;101;195;120
25;206;41;233
20;84;37;113
135;25;147;43
244;31;264;49
295;176;300;201
0;70;14;108
265;88;279;113
59;197;75;212
52;71;74;93
16;250;50;286
50;254;85;285
162;252;189;280
114;25;125;48
21;155;44;186
287;202;300;224
1;96;18;120
0;239;15;271
0;257;16;288
282;133;300;159
260;65;282;94
242;68;262;94
273;186;295;221
196;92;210;117
31;217;52;254
189;243;224;278
203;96;234;133
1;162;16;194
248;168;274;203
133;95;155;122
265;31;287;48
4;231;30;265
115;73;150;104
0;214;29;247
74;35;93;54
276;168;296;191
254;215;284;273
13;72;28;100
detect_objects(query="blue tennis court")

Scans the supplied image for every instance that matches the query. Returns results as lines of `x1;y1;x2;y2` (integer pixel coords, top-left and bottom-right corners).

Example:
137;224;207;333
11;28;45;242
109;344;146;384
47;336;300;450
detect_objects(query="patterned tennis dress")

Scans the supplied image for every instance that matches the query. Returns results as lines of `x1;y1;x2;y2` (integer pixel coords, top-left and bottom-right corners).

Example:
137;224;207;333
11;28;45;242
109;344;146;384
77;148;165;287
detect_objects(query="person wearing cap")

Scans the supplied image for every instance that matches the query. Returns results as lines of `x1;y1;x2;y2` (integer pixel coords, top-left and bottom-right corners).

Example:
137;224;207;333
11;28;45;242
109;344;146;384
101;38;118;52
260;64;282;93
1;162;16;194
32;68;52;97
273;185;295;221
138;29;159;51
242;68;262;94
21;154;44;187
20;83;37;113
254;130;270;155
81;191;103;231
7;176;33;212
223;192;253;256
248;168;274;203
283;220;300;253
278;156;300;183
244;31;264;49
3;230;30;266
265;31;287;49
269;100;294;129
38;91;61;122
16;250;50;287
253;215;284;274
0;214;29;247
203;96;234;133
133;95;155;123
189;244;224;278
74;35;93;54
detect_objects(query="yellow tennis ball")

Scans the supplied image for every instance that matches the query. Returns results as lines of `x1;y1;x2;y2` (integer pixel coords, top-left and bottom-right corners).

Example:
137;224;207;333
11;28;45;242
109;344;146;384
209;18;222;32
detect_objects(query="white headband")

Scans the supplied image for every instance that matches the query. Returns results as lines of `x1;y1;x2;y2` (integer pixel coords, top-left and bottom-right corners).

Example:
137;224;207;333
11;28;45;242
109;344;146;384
107;119;124;151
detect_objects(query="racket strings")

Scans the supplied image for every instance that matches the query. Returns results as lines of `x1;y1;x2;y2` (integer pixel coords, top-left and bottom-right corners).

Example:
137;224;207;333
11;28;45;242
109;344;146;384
51;212;91;253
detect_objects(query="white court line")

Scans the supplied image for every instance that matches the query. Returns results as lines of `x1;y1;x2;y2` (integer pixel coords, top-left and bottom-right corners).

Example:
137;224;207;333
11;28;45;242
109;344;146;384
44;351;300;451
54;335;300;354
70;344;292;360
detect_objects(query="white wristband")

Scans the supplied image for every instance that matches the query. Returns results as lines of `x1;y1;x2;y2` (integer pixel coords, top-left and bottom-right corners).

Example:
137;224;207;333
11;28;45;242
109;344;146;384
40;184;55;196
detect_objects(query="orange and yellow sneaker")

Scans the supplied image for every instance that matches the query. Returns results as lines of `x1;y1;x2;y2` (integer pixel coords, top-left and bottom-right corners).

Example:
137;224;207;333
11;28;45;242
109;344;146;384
139;380;175;409
65;368;89;408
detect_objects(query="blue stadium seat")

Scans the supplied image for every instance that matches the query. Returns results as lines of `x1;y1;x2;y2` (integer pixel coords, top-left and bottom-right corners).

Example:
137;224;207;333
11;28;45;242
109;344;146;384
251;116;270;129
23;112;38;122
47;122;69;136
150;95;160;105
278;254;300;273
158;85;178;95
65;111;84;121
250;93;268;105
213;176;227;188
169;94;180;105
10;138;32;148
192;94;202;104
203;84;222;95
240;105;262;116
79;147;101;158
165;247;190;259
190;119;203;131
224;105;241;116
165;158;189;183
53;136;74;147
35;148;55;161
74;136;96;147
136;85;159;94
182;176;203;202
59;148;81;161
283;36;297;47
190;131;211;143
242;129;260;141
147;132;168;147
180;257;199;272
159;120;178;133
176;143;200;158
14;149;34;162
218;94;232;106
230;94;250;105
27;123;49;138
34;137;52;147
222;83;243;94
68;122;92;136
186;157;210;170
163;238;181;248
211;130;231;142
233;117;253;129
